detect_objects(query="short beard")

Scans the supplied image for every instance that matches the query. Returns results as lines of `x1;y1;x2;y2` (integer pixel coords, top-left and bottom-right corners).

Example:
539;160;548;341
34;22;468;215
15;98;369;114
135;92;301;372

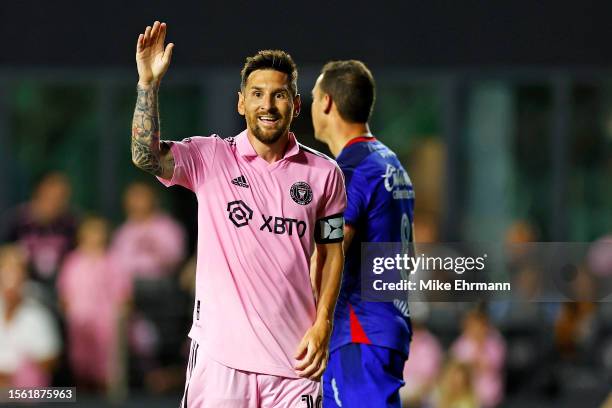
251;123;287;145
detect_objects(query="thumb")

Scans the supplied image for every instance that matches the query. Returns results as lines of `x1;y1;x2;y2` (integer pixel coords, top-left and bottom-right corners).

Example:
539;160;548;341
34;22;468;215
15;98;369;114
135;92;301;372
162;43;174;65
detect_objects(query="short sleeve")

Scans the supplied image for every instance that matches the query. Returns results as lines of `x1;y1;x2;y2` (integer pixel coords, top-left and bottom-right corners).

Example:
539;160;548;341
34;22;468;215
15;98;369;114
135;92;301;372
343;167;368;226
315;165;347;244
156;136;218;191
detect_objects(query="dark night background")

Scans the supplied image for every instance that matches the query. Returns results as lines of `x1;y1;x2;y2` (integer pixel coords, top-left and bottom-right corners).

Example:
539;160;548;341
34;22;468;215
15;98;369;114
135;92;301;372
1;1;610;68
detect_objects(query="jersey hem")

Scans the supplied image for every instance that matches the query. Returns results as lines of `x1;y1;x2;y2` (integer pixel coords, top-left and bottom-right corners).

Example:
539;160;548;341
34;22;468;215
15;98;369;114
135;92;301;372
188;332;301;379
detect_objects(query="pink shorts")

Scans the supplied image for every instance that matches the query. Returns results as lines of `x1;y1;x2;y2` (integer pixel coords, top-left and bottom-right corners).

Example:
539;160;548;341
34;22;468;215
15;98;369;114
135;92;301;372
180;340;321;408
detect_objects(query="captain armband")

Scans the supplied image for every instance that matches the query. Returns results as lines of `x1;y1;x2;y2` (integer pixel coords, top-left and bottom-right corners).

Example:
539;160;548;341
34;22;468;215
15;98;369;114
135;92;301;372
314;213;345;244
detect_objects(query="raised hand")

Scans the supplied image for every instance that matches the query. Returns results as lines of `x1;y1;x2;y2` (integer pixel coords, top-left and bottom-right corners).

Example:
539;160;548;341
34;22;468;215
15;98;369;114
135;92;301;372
136;21;174;86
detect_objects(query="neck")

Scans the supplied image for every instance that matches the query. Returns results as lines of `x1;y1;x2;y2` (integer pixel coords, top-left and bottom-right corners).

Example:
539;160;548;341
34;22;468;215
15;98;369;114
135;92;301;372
81;245;106;256
326;122;371;157
129;211;155;222
247;130;289;163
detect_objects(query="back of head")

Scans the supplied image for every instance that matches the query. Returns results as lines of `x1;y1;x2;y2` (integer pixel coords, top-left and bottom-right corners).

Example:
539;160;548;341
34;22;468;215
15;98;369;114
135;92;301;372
240;50;298;96
319;60;375;123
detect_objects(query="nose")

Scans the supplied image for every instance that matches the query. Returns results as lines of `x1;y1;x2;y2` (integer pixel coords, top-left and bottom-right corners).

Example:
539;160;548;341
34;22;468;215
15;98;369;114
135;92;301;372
261;94;277;112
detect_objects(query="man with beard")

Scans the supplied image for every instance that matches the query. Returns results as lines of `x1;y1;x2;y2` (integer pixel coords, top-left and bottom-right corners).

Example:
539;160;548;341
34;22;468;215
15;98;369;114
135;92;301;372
131;21;346;407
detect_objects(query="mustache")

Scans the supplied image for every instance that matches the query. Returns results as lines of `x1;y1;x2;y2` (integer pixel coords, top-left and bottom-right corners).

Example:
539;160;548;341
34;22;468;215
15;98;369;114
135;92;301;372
256;108;280;115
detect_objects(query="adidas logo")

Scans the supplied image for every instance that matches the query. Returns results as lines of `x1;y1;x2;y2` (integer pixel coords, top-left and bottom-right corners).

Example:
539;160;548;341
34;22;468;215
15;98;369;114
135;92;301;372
231;175;249;188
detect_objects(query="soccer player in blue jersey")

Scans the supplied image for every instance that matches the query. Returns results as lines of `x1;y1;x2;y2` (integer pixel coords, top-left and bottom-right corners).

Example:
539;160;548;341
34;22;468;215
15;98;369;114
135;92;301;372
311;60;415;407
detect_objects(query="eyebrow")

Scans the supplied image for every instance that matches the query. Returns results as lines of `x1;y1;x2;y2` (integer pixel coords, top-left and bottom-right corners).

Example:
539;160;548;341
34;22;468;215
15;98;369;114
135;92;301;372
248;85;290;93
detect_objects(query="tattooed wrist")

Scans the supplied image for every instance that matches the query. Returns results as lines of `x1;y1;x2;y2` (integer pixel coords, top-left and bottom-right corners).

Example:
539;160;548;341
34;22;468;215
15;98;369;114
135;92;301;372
137;79;160;89
132;82;162;175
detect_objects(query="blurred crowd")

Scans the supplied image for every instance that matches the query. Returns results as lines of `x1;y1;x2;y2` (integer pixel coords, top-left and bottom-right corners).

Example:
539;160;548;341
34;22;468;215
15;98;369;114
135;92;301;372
0;172;192;398
0;170;611;407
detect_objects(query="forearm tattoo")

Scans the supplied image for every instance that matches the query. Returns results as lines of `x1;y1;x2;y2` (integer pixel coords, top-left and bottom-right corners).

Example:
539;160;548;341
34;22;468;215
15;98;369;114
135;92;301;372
131;83;172;175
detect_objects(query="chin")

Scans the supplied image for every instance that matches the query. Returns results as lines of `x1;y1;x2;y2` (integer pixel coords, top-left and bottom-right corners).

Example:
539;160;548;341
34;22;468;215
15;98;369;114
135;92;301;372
253;128;285;145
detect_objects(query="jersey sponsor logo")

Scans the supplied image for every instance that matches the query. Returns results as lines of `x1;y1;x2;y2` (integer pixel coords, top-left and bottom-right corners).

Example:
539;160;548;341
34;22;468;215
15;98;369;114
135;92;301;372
382;164;414;200
231;175;249;188
227;200;253;227
290;181;313;205
260;215;307;237
226;200;308;237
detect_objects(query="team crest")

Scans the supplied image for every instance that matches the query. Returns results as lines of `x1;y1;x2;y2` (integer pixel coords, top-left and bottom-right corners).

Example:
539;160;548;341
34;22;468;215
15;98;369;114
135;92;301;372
290;182;313;205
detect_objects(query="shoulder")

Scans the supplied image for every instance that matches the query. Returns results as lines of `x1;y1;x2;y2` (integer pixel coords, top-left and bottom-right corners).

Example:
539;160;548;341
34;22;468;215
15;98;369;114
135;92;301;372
337;140;394;175
358;143;407;179
363;141;399;166
164;135;226;165
175;134;224;148
298;143;341;174
298;143;333;161
60;251;80;269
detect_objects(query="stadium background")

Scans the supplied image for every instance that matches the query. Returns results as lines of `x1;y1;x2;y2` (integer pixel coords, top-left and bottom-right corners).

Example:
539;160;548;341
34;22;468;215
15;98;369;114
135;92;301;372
0;1;611;407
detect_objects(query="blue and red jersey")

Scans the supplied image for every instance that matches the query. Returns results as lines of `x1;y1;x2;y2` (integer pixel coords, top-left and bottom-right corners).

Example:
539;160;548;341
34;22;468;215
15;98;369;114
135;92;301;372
330;136;414;356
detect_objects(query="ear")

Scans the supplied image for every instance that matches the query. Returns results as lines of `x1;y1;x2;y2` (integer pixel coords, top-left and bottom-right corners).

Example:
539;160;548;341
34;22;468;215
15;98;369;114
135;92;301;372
323;93;332;114
237;91;245;116
293;94;301;118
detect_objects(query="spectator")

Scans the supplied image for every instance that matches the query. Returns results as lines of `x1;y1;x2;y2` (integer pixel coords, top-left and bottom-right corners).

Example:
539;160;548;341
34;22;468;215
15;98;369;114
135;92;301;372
111;181;185;280
431;360;479;408
0;244;61;387
587;235;612;278
400;320;443;407
554;301;596;360
0;172;77;289
110;181;186;387
57;216;131;391
451;308;506;408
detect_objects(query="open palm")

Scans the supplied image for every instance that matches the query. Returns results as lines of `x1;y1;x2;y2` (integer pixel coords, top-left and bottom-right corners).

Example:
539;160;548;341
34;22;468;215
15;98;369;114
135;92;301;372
136;21;174;85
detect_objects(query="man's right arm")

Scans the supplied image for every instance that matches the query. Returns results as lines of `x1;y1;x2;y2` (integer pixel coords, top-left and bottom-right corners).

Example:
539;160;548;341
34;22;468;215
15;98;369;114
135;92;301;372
131;82;174;179
132;21;175;179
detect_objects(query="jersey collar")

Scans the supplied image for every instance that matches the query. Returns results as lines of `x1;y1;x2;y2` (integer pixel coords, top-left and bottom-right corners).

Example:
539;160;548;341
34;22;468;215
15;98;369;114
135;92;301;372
343;135;377;149
236;130;300;160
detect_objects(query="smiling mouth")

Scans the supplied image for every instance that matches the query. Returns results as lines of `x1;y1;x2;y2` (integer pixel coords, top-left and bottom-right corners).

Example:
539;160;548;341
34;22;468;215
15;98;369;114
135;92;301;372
258;116;280;127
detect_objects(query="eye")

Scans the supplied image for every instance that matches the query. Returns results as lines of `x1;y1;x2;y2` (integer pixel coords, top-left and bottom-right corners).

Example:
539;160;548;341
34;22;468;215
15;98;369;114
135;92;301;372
252;90;262;98
275;91;288;99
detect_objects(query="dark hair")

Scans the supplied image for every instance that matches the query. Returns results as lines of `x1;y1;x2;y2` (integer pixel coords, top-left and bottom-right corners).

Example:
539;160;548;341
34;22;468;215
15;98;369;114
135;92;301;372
319;60;375;123
240;50;298;96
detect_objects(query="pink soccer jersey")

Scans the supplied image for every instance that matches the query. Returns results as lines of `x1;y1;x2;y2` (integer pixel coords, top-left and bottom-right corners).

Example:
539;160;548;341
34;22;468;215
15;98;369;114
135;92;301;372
158;130;346;378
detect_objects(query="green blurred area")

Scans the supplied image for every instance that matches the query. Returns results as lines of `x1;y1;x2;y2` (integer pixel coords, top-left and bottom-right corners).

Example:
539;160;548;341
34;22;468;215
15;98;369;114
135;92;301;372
3;73;612;242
